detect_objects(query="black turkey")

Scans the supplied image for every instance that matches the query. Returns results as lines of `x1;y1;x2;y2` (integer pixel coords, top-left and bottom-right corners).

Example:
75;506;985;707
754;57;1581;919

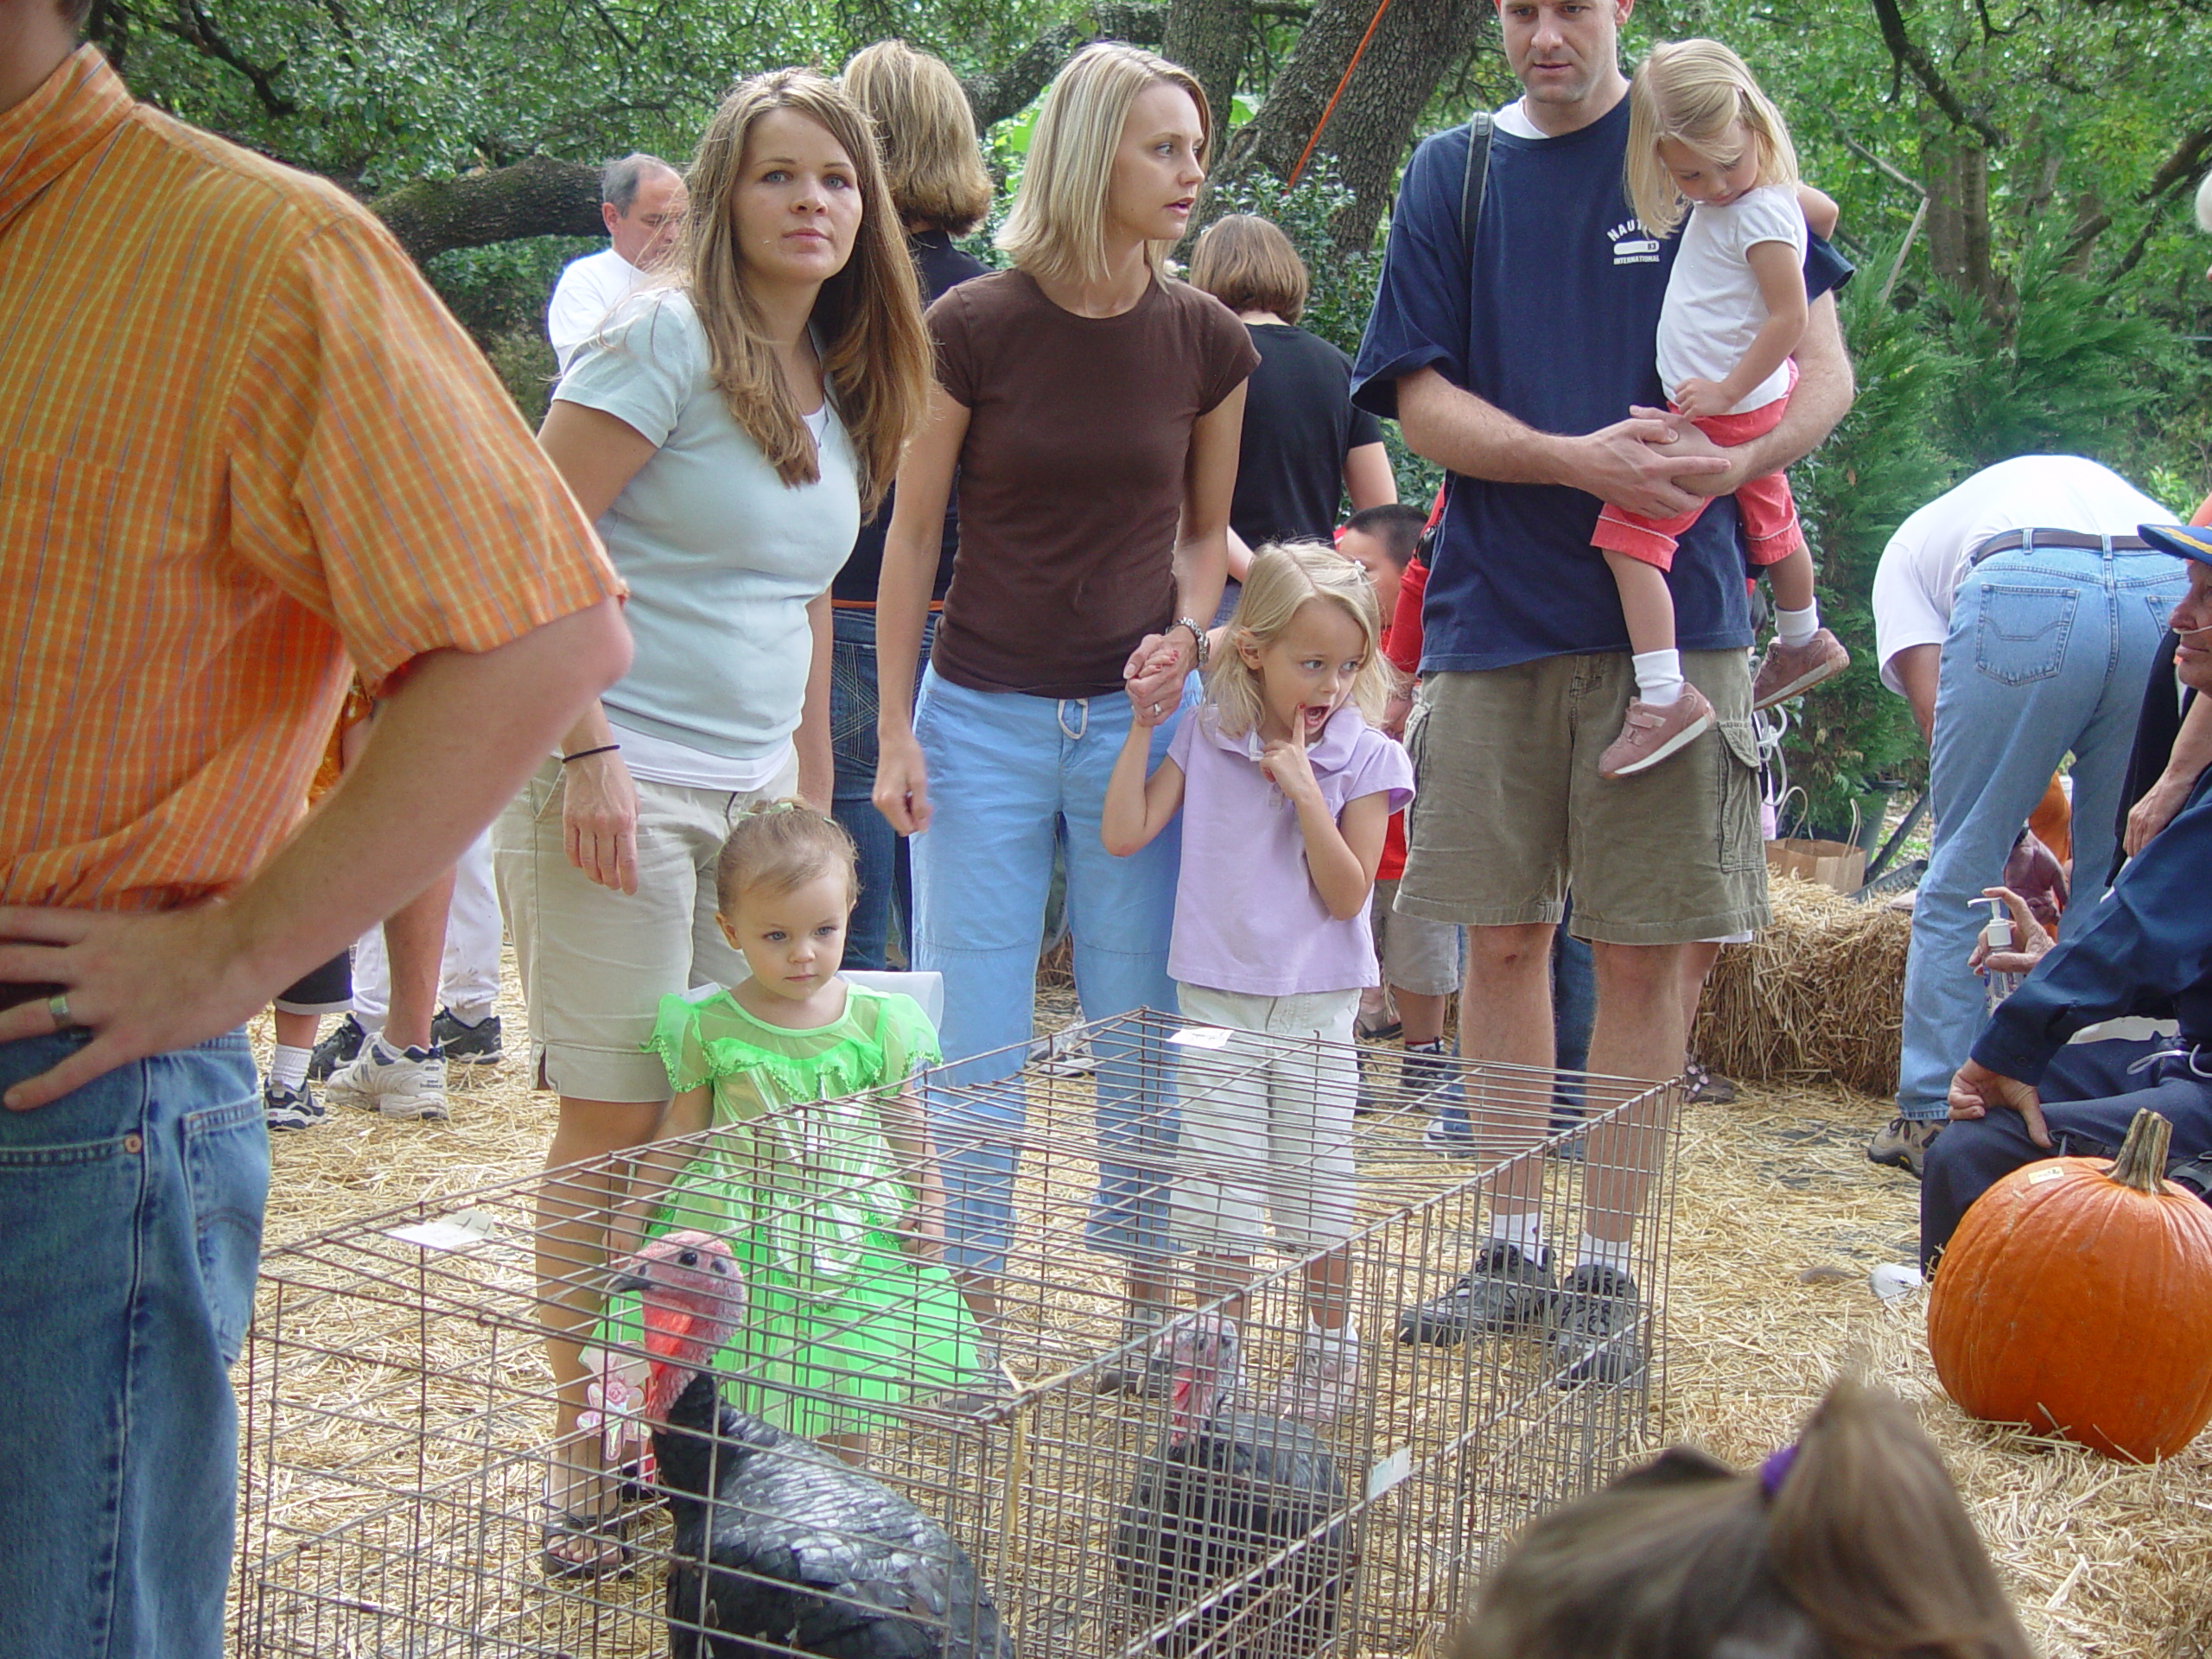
614;1230;1010;1659
1114;1313;1351;1656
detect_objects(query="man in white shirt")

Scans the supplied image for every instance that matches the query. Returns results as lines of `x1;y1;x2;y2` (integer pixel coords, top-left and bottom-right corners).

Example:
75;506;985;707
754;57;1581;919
545;152;685;371
1869;454;2186;1174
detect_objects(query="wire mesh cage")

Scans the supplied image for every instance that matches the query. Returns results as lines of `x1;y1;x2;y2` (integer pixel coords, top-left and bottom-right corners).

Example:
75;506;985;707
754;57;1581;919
232;1007;1679;1658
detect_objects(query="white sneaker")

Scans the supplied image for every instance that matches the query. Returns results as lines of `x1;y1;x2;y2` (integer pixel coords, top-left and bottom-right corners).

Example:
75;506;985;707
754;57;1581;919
1262;1338;1361;1424
324;1036;448;1120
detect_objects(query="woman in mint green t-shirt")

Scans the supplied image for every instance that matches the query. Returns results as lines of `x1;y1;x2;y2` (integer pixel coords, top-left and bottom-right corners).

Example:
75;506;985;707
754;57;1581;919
492;67;930;1575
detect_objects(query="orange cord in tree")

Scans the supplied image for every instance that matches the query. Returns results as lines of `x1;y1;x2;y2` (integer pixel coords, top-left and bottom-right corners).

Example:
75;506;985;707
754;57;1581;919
1284;0;1397;190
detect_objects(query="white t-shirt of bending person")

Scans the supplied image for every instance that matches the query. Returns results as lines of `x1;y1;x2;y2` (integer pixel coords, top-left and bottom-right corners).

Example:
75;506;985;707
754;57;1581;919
547;247;645;372
1655;183;1806;416
1868;454;2173;696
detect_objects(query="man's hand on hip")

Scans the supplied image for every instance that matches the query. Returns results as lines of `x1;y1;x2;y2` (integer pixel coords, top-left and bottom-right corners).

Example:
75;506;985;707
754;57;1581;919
0;904;270;1111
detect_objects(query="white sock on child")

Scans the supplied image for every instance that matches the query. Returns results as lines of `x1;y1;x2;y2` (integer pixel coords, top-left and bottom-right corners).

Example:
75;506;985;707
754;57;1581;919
1488;1209;1547;1262
270;1043;311;1091
1577;1231;1635;1279
1775;602;1820;647
1630;649;1684;708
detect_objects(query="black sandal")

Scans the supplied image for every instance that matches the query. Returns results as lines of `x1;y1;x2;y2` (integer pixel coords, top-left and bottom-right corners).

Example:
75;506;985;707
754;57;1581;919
540;1504;634;1580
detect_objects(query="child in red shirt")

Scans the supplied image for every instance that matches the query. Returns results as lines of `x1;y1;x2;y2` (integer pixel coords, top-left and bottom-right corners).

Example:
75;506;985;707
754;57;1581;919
1339;504;1459;1085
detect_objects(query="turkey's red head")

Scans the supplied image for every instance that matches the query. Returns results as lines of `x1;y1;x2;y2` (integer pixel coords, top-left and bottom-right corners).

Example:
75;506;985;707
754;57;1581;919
1163;1311;1239;1440
612;1230;746;1416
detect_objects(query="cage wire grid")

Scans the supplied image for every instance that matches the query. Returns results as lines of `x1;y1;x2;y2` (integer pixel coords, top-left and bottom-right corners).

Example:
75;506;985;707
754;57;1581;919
232;1008;1679;1658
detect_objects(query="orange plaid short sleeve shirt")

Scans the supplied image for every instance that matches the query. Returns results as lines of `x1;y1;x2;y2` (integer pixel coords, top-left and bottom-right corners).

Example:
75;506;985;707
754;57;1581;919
0;49;624;912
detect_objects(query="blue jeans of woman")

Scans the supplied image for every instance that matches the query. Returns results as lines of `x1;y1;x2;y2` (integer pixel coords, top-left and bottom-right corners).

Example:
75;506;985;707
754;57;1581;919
910;666;1192;1274
830;607;937;971
1896;543;2186;1121
0;1029;265;1659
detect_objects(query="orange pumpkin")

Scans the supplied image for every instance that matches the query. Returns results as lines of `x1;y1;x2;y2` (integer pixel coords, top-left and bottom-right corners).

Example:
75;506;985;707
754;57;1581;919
1927;1109;2212;1461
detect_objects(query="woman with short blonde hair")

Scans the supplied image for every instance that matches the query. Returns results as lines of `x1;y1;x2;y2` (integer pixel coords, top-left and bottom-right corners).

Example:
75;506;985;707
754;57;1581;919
498;66;930;1575
872;41;1255;1356
996;42;1211;284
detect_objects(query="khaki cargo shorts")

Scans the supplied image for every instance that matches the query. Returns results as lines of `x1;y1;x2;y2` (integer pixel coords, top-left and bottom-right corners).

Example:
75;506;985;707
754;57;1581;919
1396;649;1770;946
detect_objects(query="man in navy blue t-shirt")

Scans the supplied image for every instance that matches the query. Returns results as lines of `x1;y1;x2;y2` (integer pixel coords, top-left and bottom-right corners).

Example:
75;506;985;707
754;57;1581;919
1354;0;1854;1381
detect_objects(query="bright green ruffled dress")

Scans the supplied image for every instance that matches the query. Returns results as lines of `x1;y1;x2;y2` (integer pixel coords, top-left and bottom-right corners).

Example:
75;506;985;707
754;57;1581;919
602;982;988;1440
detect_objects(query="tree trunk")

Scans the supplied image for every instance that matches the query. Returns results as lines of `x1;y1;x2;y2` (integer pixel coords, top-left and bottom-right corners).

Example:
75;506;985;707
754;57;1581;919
372;155;602;264
1218;0;1478;248
1165;0;1251;141
1921;124;1999;307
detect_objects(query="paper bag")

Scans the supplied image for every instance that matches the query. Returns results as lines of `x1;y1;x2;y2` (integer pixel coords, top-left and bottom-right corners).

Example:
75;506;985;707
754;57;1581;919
1765;836;1866;895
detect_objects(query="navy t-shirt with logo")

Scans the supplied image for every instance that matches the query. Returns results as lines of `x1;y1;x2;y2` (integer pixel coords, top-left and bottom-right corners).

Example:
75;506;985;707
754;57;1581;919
1352;98;1849;673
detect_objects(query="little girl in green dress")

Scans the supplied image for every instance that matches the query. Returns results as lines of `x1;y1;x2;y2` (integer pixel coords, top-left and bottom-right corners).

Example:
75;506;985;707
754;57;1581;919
591;803;989;1466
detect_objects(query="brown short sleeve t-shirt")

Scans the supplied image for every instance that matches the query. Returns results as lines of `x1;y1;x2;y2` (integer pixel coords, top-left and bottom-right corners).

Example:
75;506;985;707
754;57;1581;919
925;270;1258;698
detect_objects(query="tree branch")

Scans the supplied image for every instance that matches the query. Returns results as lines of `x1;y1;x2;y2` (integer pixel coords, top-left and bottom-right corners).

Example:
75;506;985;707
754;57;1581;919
960;2;1166;128
152;0;296;117
370;154;602;264
2138;120;2212;205
1866;0;2002;148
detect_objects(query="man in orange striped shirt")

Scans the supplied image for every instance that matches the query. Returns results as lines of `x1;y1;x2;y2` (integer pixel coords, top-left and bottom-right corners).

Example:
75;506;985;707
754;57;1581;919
0;3;630;1653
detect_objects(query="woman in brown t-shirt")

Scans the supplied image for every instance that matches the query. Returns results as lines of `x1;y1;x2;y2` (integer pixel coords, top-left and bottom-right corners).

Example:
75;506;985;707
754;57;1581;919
871;42;1255;1346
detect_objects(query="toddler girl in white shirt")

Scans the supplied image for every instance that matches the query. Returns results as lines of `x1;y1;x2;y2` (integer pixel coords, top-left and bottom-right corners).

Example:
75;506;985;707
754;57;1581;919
1592;38;1850;781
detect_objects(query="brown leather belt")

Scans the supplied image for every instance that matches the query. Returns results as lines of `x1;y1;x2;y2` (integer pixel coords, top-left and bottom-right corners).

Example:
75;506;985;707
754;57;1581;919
0;982;64;1016
1969;528;2152;567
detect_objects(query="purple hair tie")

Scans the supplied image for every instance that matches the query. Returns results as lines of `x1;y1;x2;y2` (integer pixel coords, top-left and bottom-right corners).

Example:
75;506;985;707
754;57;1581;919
1759;1444;1798;1498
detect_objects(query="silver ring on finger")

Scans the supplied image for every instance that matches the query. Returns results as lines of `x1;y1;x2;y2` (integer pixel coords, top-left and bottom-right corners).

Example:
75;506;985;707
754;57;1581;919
48;992;75;1032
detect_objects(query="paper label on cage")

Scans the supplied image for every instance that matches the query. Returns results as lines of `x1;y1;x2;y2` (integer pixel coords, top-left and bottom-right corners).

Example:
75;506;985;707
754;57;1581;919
384;1208;498;1251
1168;1026;1235;1050
1366;1446;1413;1499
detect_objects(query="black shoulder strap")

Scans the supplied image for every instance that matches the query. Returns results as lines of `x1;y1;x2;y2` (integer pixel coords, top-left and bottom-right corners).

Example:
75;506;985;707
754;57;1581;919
1459;111;1493;269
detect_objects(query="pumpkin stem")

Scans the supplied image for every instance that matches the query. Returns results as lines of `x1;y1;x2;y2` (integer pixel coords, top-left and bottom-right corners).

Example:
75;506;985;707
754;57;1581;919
2107;1109;2174;1195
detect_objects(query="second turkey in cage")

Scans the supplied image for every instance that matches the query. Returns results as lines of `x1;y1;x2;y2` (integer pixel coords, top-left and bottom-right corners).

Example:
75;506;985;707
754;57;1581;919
1114;1312;1353;1657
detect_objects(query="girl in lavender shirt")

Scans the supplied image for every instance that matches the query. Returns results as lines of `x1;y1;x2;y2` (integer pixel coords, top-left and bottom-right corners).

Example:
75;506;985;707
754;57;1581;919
1102;542;1412;1422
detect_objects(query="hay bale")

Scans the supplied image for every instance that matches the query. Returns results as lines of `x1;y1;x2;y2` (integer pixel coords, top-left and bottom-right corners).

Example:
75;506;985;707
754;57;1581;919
1694;874;1910;1096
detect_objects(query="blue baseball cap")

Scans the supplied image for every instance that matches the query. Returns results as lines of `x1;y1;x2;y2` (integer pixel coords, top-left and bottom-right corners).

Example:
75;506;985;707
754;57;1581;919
2141;523;2212;568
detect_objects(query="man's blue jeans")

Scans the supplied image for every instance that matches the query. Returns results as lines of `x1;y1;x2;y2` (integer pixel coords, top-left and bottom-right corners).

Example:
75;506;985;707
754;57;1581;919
1897;544;2186;1120
830;607;937;971
0;1029;266;1659
910;667;1190;1273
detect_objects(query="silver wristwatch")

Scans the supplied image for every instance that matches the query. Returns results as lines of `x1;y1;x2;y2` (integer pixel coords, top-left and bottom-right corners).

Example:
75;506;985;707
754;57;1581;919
1173;616;1210;668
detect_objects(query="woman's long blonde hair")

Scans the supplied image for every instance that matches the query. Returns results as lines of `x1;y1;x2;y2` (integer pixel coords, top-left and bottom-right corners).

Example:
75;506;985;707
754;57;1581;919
678;68;930;514
1625;39;1799;239
996;42;1211;286
1207;542;1398;739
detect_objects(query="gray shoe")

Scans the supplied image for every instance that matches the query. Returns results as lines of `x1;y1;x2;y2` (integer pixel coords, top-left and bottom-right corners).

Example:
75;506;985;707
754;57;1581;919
1395;1242;1556;1344
431;1007;503;1065
1867;1116;1942;1179
306;1014;367;1082
1548;1262;1647;1388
